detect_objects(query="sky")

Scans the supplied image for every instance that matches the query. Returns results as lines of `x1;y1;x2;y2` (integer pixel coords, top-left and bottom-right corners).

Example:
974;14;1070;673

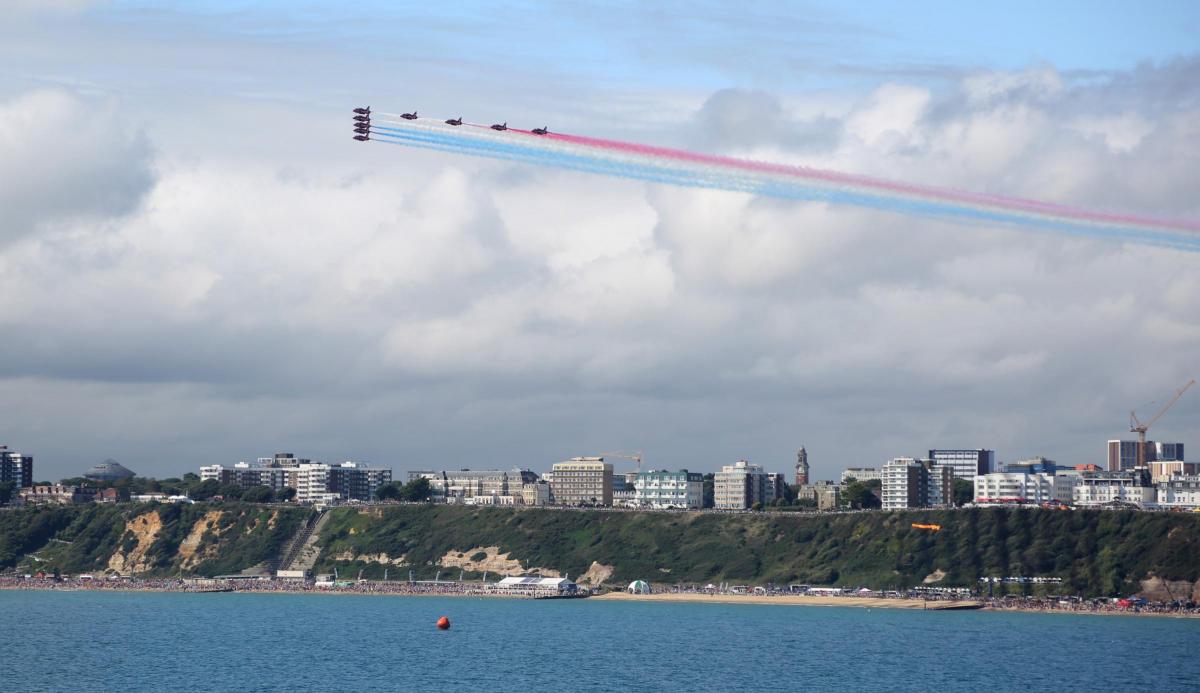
1;1;1198;481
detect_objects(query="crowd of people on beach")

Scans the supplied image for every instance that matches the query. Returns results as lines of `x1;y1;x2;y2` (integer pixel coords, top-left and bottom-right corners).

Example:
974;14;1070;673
983;594;1200;616
3;574;1197;615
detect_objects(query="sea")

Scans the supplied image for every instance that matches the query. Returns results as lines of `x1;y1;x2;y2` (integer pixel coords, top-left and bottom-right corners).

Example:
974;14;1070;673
2;590;1198;692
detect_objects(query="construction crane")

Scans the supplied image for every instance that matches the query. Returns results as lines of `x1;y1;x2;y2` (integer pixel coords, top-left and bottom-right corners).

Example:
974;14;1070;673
598;451;644;473
1130;379;1196;468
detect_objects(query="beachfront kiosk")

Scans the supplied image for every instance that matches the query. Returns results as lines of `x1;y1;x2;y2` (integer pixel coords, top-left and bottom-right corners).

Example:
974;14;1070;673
627;580;651;595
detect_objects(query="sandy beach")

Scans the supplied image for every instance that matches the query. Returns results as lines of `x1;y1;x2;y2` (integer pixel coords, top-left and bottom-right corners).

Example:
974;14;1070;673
592;591;980;610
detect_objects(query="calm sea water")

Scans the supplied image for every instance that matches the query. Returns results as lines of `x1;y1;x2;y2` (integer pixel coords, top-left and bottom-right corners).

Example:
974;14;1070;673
2;590;1198;692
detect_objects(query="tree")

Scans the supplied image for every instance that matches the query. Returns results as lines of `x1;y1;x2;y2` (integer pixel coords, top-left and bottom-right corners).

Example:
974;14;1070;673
218;483;245;500
952;478;974;506
702;473;715;509
375;482;403;501
400;477;432;502
842;481;881;509
189;479;222;501
276;487;297;502
0;481;14;506
750;501;763;511
241;486;275;503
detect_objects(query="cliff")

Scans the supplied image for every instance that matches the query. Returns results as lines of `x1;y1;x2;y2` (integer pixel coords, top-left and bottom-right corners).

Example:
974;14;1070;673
0;503;309;577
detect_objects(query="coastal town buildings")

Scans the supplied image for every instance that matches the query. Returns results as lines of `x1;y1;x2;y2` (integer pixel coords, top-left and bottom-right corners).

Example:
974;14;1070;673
928;449;994;481
550;457;613;506
713;460;773;509
18;484;95;506
408;469;538;502
796;481;841;510
1073;469;1155;507
202;455;391;502
632;469;704;509
1;445;34;490
1149;461;1199;483
999;457;1058;474
973;473;1076;505
794;447;809;486
840;467;881;484
1105;440;1184;471
521;480;552;506
1155;475;1200;509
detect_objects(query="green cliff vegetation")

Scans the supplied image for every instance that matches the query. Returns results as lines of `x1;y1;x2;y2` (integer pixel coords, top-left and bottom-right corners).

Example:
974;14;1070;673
315;505;1200;597
5;503;1199;597
0;503;309;577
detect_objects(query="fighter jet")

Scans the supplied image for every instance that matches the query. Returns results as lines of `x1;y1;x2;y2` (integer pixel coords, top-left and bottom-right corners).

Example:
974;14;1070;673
531;126;549;135
400;111;418;120
490;122;507;131
445;116;463;126
353;107;371;115
354;125;370;134
353;134;370;141
353;114;370;123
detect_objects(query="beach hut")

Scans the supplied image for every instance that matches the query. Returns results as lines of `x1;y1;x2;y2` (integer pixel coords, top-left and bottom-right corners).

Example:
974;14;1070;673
627;580;651;595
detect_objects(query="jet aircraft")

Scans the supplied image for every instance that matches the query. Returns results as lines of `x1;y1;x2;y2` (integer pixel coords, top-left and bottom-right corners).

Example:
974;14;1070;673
400;111;418;120
445;116;463;126
353;114;370;123
531;126;549;135
490;122;507;131
352;107;371;115
353;134;369;141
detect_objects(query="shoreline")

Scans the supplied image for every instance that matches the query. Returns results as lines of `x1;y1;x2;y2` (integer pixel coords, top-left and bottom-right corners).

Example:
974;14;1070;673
5;583;1195;618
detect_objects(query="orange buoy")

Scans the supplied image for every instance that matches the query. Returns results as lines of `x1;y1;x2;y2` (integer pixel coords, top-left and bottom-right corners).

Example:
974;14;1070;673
436;616;451;630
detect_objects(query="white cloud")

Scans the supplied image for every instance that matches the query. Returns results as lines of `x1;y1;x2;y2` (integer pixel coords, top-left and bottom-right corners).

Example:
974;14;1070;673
2;56;1199;479
0;89;153;245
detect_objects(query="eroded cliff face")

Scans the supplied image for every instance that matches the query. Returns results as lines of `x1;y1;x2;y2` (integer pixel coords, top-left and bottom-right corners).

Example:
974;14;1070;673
179;510;224;570
107;512;163;574
330;550;407;565
439;546;560;577
1138;576;1200;602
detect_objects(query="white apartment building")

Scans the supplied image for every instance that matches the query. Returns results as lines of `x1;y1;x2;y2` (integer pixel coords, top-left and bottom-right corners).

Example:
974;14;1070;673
294;463;331;503
1074;483;1155;508
973;473;1077;506
633;469;704;509
713;460;773;509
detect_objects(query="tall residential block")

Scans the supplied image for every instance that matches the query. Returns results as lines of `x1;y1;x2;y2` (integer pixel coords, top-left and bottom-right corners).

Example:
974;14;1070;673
882;457;953;509
550;457;613;506
1;445;34;489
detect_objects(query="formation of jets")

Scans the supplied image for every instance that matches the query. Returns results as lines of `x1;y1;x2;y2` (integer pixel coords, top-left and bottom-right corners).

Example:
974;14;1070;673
351;107;549;142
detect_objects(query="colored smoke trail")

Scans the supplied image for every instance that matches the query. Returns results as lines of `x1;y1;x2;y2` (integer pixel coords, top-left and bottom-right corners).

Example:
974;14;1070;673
361;115;1200;251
